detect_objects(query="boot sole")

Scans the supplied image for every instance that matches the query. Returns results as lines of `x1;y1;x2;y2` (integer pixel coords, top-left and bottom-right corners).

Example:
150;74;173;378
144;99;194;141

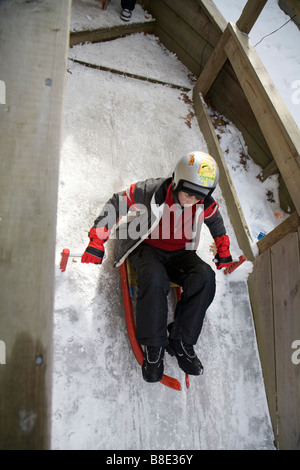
142;368;164;383
142;373;164;383
142;362;164;383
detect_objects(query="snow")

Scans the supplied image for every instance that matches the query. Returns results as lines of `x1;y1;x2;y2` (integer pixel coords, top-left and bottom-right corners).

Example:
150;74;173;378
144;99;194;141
51;0;299;450
70;0;154;31
68;33;193;90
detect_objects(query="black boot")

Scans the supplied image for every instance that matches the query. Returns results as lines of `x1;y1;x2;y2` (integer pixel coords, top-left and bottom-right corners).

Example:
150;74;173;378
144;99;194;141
166;337;204;375
142;345;164;383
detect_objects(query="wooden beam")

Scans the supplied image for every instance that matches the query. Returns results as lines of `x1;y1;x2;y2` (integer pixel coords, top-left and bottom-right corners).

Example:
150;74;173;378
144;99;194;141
68;57;191;92
224;23;300;216
236;0;268;34
247;250;277;442
70;21;155;46
257;160;278;182
279;0;300;24
162;0;222;48
193;92;255;261
257;211;300;254
196;0;227;33
151;0;215;75
194;26;231;98
271;233;300;449
0;0;71;450
287;0;300;17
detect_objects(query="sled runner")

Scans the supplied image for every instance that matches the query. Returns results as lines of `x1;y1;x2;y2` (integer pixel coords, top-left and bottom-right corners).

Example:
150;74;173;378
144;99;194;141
120;258;189;391
99;0;110;10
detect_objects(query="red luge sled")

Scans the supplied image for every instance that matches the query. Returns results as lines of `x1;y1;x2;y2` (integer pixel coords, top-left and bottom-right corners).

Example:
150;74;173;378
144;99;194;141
100;0;110;10
61;247;246;390
120;260;184;391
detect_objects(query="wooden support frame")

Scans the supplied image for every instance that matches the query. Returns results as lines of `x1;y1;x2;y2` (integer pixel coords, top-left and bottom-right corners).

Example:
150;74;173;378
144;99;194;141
0;0;71;450
194;21;300;217
193;91;255;261
249;231;300;449
271;232;300;449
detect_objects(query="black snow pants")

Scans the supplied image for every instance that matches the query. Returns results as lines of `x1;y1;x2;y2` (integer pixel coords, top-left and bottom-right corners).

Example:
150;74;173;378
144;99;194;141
121;0;136;11
129;244;216;347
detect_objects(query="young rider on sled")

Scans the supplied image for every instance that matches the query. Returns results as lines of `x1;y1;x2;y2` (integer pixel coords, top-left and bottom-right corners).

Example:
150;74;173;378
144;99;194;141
81;151;233;383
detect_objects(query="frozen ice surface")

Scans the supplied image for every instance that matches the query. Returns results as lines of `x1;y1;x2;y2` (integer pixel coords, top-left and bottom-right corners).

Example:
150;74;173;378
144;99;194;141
51;1;280;450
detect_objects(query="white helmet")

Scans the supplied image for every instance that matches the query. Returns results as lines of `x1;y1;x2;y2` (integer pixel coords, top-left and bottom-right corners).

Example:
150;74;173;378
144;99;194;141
172;151;219;199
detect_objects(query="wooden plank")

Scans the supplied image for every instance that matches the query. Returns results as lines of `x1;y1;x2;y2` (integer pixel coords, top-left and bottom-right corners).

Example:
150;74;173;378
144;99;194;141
196;0;227;33
0;0;71;450
137;0;152;9
194;26;231;97
247;250;277;442
279;0;300;27
209;69;274;168
286;0;300;17
226;23;300;159
162;0;222;48
193;92;255;261
271;233;300;449
151;0;214;70
257;160;278;182
257;211;300;254
70;21;155;46
69;57;191;91
236;0;268;34
224;23;300;216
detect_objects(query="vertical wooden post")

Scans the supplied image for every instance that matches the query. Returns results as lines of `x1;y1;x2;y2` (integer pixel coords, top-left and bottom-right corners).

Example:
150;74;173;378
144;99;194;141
193;91;255;261
271;233;300;449
249;231;300;449
0;0;71;449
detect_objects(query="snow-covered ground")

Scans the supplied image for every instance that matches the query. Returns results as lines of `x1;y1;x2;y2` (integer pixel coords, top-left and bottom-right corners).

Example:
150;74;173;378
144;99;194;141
51;0;299;450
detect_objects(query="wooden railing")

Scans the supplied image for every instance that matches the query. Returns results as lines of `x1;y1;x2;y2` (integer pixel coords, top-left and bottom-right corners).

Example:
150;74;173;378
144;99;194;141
193;1;300;449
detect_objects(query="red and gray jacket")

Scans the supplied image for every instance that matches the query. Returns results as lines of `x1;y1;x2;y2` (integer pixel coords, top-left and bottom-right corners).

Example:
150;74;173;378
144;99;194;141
93;177;226;267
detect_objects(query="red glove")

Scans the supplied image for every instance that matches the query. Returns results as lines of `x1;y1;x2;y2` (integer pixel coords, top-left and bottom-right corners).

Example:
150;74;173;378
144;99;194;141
81;227;110;264
214;235;233;270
